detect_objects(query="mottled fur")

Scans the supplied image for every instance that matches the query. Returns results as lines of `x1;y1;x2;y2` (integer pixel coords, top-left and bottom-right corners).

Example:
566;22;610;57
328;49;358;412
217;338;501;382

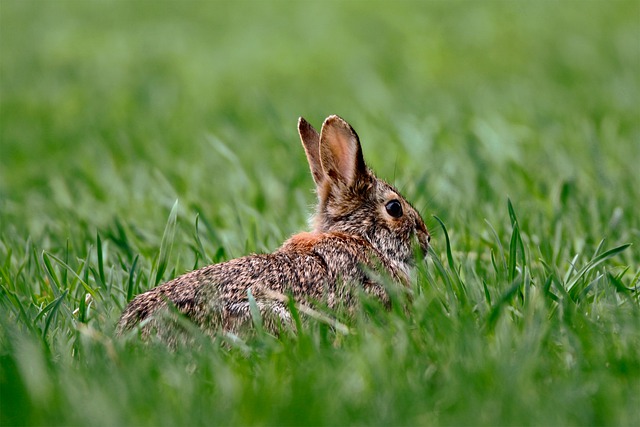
117;115;430;341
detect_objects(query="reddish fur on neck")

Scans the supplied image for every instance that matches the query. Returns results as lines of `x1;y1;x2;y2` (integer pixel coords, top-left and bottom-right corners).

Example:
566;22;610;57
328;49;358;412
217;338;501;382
282;231;324;251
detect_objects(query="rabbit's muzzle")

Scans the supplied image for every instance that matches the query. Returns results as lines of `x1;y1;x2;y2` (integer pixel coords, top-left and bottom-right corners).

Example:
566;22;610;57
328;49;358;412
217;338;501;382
414;224;431;260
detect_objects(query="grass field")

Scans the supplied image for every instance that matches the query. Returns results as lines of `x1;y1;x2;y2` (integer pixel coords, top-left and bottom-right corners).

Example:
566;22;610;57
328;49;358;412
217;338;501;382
1;1;639;426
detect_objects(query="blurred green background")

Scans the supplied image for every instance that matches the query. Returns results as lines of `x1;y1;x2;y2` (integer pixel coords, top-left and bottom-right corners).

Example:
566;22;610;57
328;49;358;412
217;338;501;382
2;1;637;237
1;1;639;426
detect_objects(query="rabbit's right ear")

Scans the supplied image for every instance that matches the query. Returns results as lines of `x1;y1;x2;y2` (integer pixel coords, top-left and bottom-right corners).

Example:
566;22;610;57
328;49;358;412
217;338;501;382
298;117;324;186
319;115;368;189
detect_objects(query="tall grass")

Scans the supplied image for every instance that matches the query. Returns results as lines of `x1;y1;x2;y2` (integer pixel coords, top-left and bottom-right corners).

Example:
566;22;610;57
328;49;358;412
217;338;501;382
1;1;639;426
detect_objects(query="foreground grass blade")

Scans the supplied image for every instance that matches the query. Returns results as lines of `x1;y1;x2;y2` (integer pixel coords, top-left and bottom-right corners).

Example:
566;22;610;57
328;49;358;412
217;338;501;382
566;243;631;295
433;215;468;304
33;289;69;338
506;199;527;285
433;215;455;271
153;199;179;286
126;255;139;303
96;233;106;289
41;251;62;299
508;222;520;283
486;279;523;328
247;288;264;333
485;219;507;280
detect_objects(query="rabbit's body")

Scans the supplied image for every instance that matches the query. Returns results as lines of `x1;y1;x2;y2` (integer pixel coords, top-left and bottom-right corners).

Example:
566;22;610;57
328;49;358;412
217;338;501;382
118;232;399;336
117;115;429;340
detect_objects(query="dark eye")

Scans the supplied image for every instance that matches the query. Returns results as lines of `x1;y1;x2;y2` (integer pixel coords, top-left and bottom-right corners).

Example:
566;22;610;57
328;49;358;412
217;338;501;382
385;200;403;218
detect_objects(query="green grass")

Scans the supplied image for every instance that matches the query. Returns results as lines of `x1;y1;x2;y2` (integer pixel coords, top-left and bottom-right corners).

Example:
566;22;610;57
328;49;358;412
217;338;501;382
1;1;639;426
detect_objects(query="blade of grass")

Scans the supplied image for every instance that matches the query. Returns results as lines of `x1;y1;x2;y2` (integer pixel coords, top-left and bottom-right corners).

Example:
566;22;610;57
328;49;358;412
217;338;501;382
507;198;518;227
192;214;209;265
126;255;139;302
482;279;492;306
487;278;523;328
563;254;580;285
43;252;98;299
36;289;69;338
506;199;527;286
153;199;179;286
0;287;35;333
433;215;455;271
566;243;631;294
247;288;264;333
433;215;468;304
485;220;507;279
41;251;61;298
508;222;519;283
62;240;69;288
96;233;106;289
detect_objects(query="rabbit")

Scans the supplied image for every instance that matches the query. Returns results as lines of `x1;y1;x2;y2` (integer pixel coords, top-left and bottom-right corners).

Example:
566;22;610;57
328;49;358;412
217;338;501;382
116;115;430;342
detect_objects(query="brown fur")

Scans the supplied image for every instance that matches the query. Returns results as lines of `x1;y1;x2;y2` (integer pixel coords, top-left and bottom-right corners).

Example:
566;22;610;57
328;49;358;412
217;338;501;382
116;115;430;343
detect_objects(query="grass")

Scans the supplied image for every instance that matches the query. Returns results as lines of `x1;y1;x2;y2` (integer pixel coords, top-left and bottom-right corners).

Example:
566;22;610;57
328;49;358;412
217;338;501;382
1;1;639;426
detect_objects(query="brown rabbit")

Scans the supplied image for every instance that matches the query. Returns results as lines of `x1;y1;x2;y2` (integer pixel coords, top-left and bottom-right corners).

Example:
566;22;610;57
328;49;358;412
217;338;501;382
117;115;430;341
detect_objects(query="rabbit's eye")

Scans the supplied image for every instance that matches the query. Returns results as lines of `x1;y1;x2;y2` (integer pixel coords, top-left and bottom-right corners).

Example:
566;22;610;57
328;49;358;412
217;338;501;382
385;200;403;218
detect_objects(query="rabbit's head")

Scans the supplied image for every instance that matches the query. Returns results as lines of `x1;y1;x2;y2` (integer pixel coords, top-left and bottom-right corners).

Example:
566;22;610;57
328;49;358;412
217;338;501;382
298;115;430;274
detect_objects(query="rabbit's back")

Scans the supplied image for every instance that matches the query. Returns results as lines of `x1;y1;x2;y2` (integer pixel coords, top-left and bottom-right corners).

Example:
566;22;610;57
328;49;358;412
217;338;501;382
196;232;388;305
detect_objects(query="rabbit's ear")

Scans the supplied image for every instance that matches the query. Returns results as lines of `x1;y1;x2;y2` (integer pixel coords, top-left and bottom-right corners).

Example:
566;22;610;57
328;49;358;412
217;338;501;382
319;115;367;188
298;117;324;186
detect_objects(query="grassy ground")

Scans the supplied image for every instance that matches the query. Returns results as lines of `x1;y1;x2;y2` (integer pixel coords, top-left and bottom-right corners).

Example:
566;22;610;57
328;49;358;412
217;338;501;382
1;1;639;426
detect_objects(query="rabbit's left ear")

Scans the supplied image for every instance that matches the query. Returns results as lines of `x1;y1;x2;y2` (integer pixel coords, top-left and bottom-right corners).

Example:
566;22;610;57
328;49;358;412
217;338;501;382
319;115;368;188
298;117;324;186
